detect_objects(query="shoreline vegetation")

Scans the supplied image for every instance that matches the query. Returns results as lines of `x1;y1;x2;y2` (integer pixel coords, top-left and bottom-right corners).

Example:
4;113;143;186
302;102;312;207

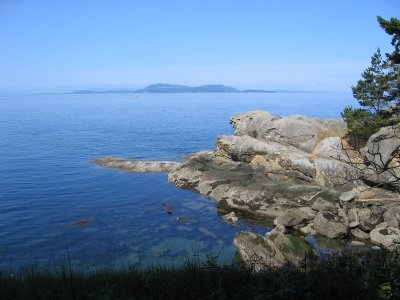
1;250;400;299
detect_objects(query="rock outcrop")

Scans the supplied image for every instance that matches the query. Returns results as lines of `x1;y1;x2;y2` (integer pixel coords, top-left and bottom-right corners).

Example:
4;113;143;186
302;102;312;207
360;125;400;189
166;110;400;266
95;110;400;268
94;157;180;172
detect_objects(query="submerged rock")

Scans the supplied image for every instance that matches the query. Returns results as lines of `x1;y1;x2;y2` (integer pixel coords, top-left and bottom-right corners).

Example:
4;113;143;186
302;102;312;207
94;157;180;172
222;211;239;224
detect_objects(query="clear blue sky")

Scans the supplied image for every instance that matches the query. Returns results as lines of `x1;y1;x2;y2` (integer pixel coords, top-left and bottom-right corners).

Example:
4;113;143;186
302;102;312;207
0;0;399;92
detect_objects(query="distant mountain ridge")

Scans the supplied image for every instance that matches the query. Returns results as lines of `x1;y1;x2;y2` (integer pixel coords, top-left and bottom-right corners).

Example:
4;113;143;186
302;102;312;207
69;83;323;94
135;83;239;93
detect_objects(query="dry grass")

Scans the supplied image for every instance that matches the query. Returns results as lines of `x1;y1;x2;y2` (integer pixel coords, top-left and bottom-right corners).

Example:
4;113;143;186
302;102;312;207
315;128;348;144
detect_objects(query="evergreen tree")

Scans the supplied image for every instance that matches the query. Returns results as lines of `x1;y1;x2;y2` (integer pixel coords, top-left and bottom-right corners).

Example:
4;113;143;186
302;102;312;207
351;48;393;113
377;16;400;105
342;17;400;148
377;16;400;64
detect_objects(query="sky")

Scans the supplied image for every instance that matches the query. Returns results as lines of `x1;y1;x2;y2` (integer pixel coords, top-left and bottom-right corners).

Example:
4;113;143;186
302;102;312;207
0;0;399;92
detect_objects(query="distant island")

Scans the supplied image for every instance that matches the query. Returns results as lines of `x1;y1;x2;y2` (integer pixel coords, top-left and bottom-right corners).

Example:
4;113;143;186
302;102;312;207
69;83;324;94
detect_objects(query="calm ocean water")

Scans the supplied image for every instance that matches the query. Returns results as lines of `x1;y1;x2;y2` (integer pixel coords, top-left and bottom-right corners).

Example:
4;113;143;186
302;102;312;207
0;92;357;269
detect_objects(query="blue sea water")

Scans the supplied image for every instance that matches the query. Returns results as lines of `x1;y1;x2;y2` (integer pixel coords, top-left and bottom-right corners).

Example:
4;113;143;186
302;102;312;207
0;92;357;269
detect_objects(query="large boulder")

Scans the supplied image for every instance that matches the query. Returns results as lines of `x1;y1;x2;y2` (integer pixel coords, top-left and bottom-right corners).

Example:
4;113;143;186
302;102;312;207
217;135;316;181
383;205;400;228
369;227;400;250
360;125;400;188
313;209;349;238
230;110;345;153
357;207;384;232
274;208;309;227
311;198;337;212
234;231;312;270
217;111;358;187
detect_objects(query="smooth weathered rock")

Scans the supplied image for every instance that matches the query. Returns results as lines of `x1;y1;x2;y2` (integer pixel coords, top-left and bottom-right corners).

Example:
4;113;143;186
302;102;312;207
369;227;400;250
339;190;357;202
362;125;400;167
349;221;360;229
375;222;389;229
311;198;337;212
360;125;400;189
300;223;316;235
347;208;359;224
94;157;180;172
313;209;349;238
217;135;317;182
350;228;370;240
274;208;309;227
299;206;317;219
314;137;345;160
383;206;400;228
234;231;312;270
350;241;366;247
230;110;345;153
357;207;384;232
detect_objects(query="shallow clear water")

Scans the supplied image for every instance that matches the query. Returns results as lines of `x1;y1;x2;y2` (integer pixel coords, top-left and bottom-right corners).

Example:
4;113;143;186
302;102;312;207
0;92;357;269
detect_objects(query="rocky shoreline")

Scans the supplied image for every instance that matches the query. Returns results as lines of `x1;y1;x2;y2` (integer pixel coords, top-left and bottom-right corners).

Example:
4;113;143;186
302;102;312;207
95;110;400;268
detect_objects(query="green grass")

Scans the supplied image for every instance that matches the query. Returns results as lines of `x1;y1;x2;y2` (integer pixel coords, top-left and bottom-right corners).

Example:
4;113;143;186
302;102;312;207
1;250;400;299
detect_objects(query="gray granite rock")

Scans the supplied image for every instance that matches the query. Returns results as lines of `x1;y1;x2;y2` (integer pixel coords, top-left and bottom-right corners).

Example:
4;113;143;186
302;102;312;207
350;228;370;240
370;227;400;250
360;125;400;189
339;190;357;202
350;241;366;247
311;198;337;212
234;231;312;270
313;209;349;239
383;206;400;228
274;208;309;227
94;157;180;172
357;207;383;232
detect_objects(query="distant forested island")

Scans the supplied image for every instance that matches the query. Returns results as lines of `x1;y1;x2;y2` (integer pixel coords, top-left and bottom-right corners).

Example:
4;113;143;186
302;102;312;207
69;83;320;94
